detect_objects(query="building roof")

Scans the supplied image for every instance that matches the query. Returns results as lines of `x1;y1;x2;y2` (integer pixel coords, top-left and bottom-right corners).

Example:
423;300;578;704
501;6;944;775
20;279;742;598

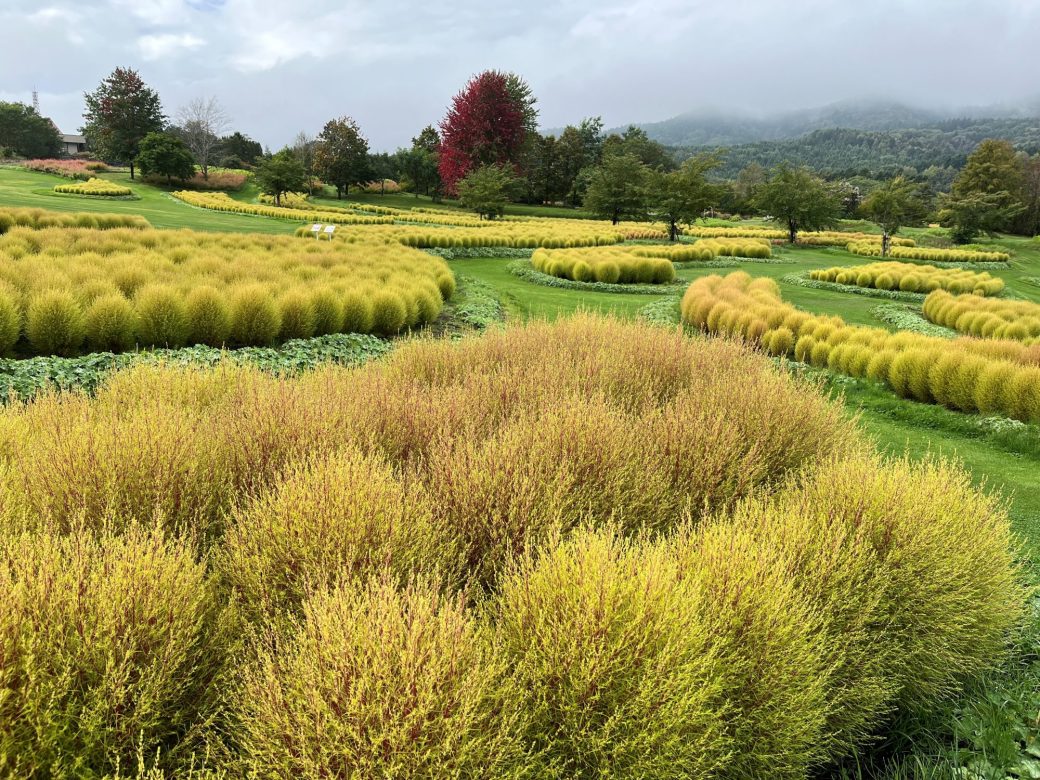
62;134;86;144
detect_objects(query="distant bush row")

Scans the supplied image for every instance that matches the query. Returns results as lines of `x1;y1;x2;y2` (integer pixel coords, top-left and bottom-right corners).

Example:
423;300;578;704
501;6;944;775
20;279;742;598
799;231;915;247
0;206;149;233
809;261;1005;296
636;238;773;261
924;289;1040;343
0;317;1022;777
172;191;396;225
682;272;1040;422
53;177;132;197
20;158;108;180
531;247;676;284
848;241;1010;263
0;226;454;356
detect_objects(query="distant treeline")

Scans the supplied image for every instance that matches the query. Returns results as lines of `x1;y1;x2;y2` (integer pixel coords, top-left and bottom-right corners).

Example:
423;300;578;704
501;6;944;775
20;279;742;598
679;119;1040;179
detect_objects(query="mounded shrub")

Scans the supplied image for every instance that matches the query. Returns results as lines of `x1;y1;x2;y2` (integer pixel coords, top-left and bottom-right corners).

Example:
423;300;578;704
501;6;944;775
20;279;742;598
494;529;730;778
0;526;230;777
84;293;138;352
135;284;191;348
232;580;517;777
309;287;344;335
277;289;316;341
185;286;232;347
370;290;407;334
0;285;21;353
26;289;86;356
594;260;621;284
217;448;461;628
230;285;281;346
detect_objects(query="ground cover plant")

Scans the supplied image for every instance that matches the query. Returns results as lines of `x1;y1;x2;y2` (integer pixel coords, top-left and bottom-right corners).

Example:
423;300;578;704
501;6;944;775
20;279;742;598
681;271;1040;422
0;316;1024;779
53;177;133;197
923;289;1040;342
848;241;1010;263
810;261;1005;295
0;225;454;356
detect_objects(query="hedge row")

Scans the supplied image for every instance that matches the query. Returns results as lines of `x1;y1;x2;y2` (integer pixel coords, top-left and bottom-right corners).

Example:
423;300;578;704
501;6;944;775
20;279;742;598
0;317;1022;777
531;247;676;284
681;272;1040;422
809;261;1005;296
0;226;454;356
293;222;640;249
172;191;396;225
53;177;133;197
781;273;928;302
923;290;1040;343
636;237;772;261
0;206;149;233
798;231;915;247
848;242;1010;263
507;260;685;293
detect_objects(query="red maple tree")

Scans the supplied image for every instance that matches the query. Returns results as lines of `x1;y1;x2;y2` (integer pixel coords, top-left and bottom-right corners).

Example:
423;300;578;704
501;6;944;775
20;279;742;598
438;71;533;196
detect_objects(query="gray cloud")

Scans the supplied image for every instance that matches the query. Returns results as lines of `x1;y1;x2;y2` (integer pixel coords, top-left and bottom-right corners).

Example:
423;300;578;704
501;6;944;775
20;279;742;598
1;0;1038;150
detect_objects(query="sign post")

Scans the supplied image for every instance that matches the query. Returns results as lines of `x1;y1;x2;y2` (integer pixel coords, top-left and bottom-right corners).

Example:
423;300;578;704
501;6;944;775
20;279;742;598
310;223;322;240
323;225;337;241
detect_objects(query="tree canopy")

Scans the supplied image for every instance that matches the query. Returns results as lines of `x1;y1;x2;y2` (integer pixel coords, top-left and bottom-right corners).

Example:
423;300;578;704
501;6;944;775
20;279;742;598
254;149;307;206
82;67;165;179
583;153;650;225
753;164;842;242
313;117;370;199
136;132;195;184
457;164;516;219
650;153;723;241
859;176;929;255
0;102;62;159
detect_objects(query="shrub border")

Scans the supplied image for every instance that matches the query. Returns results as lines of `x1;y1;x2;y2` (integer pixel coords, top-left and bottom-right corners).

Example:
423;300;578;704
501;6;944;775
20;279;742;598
506;260;689;294
781;272;927;302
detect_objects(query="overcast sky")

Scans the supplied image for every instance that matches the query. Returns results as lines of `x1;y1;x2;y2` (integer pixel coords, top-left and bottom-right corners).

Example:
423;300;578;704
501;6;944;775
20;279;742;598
1;0;1038;151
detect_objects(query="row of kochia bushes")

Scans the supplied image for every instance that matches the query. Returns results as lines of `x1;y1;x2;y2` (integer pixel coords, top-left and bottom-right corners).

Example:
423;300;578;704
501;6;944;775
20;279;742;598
260;193;490;227
847;241;1010;263
681;272;1040;423
635;237;773;261
809;261;1006;296
924;289;1040;343
172;191;396;225
0;206;149;233
0;316;1023;778
799;231;915;247
679;226;917;246
0;226;454;356
53;177;133;196
292;221;659;249
531;247;676;284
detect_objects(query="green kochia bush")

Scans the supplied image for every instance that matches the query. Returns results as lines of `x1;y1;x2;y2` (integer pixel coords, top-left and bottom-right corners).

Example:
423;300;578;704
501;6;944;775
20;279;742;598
26;289;86;355
85;293;138;352
0;525;230;778
135;285;191;348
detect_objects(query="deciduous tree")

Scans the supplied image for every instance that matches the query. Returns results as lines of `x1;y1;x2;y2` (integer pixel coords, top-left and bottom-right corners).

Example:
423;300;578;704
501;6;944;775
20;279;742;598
82;67;165;179
136;132;195;184
583;153;650;225
650;153;723;241
313;117;369;199
175;96;229;179
438;71;537;195
860;176;929;255
254;149;307;206
457;164;516;219
753;164;841;243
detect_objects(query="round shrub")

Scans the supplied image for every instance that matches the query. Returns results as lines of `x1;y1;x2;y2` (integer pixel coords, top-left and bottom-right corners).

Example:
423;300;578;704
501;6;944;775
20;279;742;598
0;526;229;777
898;274;922;293
875;273;895;290
230;285;281;346
25;289;86;356
594;261;621;284
185;286;232;347
277;289;316;341
217;448;460;628
84;293;137;352
134;284;190;348
495;529;729;778
310;287;344;335
370;290;407;334
0;285;21;353
572;260;593;282
232;580;516;777
340;290;374;333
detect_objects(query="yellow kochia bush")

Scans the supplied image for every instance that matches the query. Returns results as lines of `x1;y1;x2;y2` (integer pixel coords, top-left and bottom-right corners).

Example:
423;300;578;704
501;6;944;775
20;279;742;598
924;289;1040;343
681;271;1040;422
172;190;396;225
810;261;1005;295
631;237;773;261
0;225;454;354
0;206;149;233
53;177;133;196
848;241;1010;263
798;231;916;247
0;315;1025;777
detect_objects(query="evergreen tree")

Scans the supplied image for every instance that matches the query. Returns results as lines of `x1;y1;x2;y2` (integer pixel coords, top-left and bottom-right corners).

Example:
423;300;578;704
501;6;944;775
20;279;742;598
82;67;165;179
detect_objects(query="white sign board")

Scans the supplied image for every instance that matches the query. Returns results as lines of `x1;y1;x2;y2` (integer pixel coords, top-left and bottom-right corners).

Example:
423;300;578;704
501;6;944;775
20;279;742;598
323;225;337;238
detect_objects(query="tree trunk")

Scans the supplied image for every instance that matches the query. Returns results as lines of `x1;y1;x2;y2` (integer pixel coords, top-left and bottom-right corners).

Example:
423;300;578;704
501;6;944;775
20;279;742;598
788;220;797;244
612;210;619;226
881;232;891;257
202;165;209;181
669;220;679;242
276;192;281;206
129;161;135;180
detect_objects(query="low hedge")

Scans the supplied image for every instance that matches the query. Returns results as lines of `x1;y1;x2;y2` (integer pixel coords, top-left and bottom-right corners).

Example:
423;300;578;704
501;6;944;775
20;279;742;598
507;260;685;295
